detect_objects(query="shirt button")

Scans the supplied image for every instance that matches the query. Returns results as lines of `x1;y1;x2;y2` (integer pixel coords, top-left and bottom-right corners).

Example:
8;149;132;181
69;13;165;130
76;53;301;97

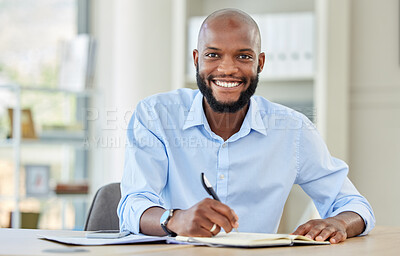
222;143;227;148
219;174;225;180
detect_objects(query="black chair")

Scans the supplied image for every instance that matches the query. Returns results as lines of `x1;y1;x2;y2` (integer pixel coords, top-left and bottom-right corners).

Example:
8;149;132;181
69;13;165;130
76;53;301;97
84;182;121;231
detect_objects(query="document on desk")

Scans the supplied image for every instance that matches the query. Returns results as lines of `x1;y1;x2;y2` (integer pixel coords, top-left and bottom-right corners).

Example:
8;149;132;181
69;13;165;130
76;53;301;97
175;232;330;248
38;233;166;246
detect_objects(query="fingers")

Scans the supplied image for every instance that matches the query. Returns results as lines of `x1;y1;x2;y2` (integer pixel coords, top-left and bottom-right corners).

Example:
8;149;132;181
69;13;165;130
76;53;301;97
291;219;347;244
207;208;234;233
315;226;335;241
329;231;347;244
193;223;221;237
206;223;221;236
201;198;238;233
231;210;240;227
208;199;239;229
304;223;328;240
292;222;312;236
172;198;238;237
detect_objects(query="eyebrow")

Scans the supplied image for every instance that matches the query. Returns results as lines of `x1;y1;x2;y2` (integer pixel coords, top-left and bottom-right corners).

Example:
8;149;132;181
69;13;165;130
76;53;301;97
205;47;220;51
239;49;255;53
204;47;255;54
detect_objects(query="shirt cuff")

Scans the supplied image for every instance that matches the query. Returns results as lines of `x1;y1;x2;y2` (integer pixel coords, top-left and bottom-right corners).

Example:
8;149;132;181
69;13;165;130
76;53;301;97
331;204;375;236
121;198;163;234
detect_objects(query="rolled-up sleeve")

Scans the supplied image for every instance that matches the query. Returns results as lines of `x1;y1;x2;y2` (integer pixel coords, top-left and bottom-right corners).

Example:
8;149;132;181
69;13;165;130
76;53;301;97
117;101;168;234
295;117;375;236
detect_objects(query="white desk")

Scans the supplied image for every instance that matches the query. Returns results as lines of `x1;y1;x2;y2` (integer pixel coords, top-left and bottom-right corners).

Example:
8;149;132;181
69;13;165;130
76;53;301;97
0;226;399;256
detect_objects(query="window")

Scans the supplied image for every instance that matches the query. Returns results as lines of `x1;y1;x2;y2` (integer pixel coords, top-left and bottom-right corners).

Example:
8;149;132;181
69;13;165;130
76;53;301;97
0;0;79;134
0;0;89;229
0;0;77;86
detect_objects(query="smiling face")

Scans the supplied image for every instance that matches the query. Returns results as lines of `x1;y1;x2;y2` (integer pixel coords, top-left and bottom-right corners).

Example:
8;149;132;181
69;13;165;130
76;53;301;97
193;10;265;113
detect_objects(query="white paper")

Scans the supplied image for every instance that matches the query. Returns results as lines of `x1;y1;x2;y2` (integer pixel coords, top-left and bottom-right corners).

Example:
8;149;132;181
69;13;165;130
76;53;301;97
38;233;166;246
176;232;329;248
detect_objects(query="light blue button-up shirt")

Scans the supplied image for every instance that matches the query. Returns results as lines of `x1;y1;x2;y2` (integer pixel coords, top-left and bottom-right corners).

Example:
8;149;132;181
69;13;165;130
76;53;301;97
118;88;375;235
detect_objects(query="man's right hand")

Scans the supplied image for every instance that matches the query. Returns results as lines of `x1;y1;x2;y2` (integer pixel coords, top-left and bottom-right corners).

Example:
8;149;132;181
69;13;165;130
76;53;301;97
167;198;239;237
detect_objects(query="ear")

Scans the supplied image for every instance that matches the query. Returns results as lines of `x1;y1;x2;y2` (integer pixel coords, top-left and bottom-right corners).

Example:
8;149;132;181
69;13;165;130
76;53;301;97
257;52;266;73
193;49;199;69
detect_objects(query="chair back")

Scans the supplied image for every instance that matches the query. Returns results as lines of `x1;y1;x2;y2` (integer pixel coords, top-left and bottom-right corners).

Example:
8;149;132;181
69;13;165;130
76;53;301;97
84;182;121;231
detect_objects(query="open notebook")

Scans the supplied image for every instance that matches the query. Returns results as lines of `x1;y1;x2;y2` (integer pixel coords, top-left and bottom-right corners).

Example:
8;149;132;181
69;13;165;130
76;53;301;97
175;232;330;248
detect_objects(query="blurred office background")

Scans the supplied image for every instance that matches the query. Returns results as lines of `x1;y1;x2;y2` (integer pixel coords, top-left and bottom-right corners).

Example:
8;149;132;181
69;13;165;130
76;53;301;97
0;0;398;232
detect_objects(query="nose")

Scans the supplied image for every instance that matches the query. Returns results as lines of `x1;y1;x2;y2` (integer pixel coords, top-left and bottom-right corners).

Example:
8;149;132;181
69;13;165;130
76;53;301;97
217;57;238;75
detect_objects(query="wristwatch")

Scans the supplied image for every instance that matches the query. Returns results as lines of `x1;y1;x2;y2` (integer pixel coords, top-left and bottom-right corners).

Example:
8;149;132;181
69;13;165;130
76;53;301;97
160;209;177;237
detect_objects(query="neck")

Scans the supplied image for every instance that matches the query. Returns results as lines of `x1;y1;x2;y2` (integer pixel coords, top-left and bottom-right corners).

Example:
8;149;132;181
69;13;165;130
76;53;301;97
203;98;249;141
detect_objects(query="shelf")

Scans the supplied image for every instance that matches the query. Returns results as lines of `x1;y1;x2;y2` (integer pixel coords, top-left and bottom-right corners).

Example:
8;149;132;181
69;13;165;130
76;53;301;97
0;139;13;148
0;193;89;202
259;76;314;82
0;84;16;90
0;83;95;97
185;75;314;85
0;195;14;201
186;0;314;16
0;138;87;148
24;193;89;201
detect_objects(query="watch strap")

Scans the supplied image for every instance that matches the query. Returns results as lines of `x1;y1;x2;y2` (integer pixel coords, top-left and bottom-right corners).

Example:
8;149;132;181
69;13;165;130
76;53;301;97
160;209;177;237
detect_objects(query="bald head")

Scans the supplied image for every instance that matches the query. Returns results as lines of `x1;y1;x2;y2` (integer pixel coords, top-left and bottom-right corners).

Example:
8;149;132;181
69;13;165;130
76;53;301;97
198;8;261;53
192;8;266;114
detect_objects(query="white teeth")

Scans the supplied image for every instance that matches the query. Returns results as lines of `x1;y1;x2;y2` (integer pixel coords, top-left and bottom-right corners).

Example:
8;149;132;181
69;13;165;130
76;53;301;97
214;80;241;88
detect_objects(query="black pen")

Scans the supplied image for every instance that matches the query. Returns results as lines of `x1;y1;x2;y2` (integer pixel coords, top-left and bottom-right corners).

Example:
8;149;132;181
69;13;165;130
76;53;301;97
201;172;238;232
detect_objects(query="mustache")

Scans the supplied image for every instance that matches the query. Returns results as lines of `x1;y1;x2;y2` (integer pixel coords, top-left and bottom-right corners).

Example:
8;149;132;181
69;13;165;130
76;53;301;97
207;74;248;84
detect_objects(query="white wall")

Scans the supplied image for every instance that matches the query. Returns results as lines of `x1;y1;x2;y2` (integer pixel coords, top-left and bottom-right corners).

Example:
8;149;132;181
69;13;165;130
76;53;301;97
90;0;172;191
349;0;400;226
315;0;350;161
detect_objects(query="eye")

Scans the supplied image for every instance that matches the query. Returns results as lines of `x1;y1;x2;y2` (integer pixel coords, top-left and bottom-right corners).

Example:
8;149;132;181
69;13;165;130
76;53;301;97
238;54;252;60
205;53;219;58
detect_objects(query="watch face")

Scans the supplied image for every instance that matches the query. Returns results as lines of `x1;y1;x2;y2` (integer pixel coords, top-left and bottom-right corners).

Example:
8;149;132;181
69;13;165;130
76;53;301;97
160;210;170;225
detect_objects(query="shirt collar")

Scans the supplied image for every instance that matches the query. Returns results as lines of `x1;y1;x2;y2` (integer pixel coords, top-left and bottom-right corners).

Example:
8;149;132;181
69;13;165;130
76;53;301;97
182;91;207;130
244;97;268;136
183;92;268;136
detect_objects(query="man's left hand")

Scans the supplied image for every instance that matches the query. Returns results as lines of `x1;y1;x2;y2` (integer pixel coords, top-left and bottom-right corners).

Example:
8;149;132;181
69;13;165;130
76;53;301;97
291;211;365;244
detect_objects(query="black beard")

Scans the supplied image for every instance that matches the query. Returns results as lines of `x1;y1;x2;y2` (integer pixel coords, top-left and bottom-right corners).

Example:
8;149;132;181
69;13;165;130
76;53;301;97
196;66;259;113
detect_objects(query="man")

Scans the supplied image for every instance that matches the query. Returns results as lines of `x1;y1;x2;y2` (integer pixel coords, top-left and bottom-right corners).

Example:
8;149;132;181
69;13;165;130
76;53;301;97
118;8;375;243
